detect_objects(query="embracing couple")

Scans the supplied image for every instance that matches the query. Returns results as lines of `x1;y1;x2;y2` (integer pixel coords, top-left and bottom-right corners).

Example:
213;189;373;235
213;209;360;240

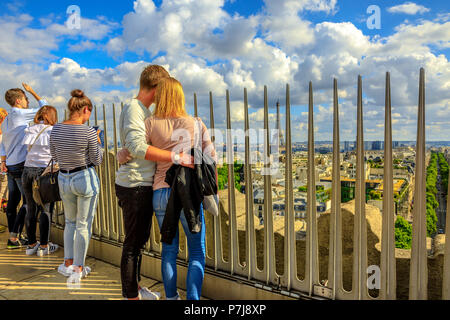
115;65;217;301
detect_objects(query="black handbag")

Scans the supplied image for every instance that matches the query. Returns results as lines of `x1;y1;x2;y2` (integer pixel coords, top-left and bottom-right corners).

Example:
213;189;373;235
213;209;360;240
32;159;61;207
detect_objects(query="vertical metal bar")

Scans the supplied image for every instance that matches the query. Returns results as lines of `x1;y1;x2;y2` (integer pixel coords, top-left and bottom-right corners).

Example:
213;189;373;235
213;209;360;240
283;84;308;294
94;106;106;238
209;92;215;145
103;104;115;241
118;102;126;243
443;156;450;299
91;106;100;237
112;103;123;244
263;85;275;285
226;90;240;275
194;93;198;118
283;84;297;290
354;75;368;300
204;92;215;267
178;226;188;262
150;216;161;254
380;72;397;300
329;79;343;299
210;92;227;272
410;68;427;300
307;82;319;295
244;87;256;280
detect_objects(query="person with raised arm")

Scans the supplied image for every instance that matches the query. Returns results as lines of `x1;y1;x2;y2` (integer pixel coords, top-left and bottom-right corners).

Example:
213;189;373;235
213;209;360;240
1;83;48;249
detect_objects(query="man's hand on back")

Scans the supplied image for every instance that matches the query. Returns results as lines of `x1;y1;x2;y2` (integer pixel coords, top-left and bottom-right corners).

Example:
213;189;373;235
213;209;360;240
117;148;132;165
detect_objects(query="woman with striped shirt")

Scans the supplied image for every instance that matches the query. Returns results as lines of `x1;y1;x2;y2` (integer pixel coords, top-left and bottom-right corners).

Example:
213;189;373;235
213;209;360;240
50;89;103;286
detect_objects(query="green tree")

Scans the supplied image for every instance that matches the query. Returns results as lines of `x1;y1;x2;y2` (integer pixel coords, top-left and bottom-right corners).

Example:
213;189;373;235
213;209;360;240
424;152;439;237
368;190;382;200
217;162;244;192
395;216;412;249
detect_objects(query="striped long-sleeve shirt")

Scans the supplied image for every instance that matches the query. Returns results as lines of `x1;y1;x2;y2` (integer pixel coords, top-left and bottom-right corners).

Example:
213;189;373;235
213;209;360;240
49;123;103;171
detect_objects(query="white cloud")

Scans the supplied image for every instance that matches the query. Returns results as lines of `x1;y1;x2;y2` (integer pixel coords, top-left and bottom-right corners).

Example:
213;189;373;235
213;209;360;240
0;14;118;63
0;0;449;142
263;0;338;16
47;17;118;41
0;14;58;63
388;2;430;15
68;40;97;52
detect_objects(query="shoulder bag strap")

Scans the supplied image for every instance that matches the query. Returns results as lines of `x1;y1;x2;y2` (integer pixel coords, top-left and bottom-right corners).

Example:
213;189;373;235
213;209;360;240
27;126;51;152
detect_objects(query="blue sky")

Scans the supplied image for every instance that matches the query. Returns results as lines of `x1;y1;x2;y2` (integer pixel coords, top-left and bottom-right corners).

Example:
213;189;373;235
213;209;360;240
0;0;449;142
3;0;447;68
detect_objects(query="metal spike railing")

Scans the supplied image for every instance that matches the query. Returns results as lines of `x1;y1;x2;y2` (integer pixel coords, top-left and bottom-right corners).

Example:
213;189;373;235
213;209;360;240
263;86;276;285
307;82;320;296
329;78;342;299
49;69;443;301
354;75;368;300
380;72;397;300
410;68;428;300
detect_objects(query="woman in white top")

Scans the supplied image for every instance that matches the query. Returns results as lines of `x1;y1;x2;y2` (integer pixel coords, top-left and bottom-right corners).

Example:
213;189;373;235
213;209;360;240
22;106;59;256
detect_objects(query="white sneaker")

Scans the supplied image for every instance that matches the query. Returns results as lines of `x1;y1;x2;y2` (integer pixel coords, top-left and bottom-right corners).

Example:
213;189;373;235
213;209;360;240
36;243;59;256
66;265;91;276
58;263;72;277
66;266;91;289
25;242;40;255
138;287;161;300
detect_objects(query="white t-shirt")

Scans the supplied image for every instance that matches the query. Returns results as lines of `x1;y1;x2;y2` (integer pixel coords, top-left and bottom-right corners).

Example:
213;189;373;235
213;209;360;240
23;123;53;168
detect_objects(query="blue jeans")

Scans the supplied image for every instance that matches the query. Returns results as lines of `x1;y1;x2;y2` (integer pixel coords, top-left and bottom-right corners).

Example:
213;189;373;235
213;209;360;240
153;188;206;300
58;167;99;267
6;162;27;238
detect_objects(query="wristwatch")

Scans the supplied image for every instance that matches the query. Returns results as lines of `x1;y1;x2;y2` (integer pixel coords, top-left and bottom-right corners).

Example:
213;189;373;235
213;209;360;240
173;153;181;165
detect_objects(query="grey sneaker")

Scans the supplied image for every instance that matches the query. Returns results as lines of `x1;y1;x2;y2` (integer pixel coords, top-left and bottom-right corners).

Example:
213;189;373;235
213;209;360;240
26;242;40;255
36;242;59;256
138;287;161;300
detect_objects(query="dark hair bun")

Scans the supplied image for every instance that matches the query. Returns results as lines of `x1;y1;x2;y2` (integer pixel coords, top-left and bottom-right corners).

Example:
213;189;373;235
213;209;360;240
71;89;85;98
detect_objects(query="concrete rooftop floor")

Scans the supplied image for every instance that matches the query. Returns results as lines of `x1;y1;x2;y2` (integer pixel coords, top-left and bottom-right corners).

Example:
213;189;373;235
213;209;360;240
0;227;205;300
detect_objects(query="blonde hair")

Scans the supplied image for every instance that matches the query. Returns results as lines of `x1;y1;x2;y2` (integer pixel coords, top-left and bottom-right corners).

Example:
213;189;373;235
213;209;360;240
154;77;187;118
34;105;58;126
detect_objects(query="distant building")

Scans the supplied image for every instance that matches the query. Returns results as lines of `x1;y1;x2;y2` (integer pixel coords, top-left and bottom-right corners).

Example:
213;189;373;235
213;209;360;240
372;141;383;151
344;141;351;152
